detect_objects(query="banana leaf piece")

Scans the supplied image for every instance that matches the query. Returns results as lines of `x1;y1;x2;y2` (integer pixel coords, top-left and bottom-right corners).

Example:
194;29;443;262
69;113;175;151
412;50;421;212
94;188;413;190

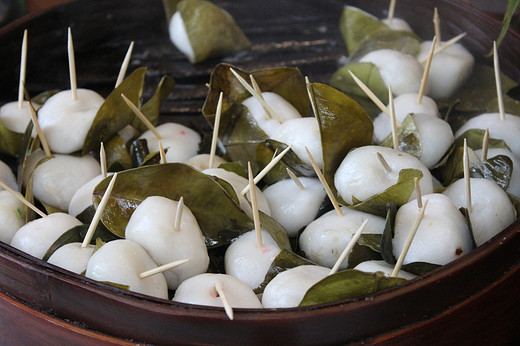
42;223;119;262
309;82;373;195
82;67;147;155
92;163;254;248
177;0;250;63
349;30;422;62
350;169;423;217
380;202;398;265
130;138;150;167
347;240;383;269
330;62;388;119
255;249;315;294
131;75;175;132
299;269;406;306
0;120;23;157
380;114;422;159
339;6;391;55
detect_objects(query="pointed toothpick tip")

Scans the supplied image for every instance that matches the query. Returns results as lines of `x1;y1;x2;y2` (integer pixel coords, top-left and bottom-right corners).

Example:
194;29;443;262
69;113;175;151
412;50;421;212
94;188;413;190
121;93;163;139
115;41;134;88
493;41;506;121
348;70;391;119
173;196;184;232
248;162;263;248
18;29;28;108
139;258;190;279
388;85;399;151
215;280;234;320
67;27;78;101
286;168;305;190
209;92;223;169
329;219;368;275
100;142;107;178
417;36;437;105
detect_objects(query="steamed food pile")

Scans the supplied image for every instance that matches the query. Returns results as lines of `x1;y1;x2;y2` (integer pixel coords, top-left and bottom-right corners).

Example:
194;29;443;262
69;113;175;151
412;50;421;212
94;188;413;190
1;1;519;316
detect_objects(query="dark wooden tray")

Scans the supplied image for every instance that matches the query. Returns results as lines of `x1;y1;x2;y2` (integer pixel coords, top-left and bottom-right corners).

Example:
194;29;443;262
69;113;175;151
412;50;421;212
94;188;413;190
0;0;519;344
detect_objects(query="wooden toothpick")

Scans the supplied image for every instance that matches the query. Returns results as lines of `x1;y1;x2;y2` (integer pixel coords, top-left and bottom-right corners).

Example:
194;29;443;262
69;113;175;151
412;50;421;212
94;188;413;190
159;141;167;164
391;199;428;277
493;41;506;120
209;92;223;169
388;85;399;151
100;142;107;178
387;0;396;23
0;181;46;218
27;100;52;157
377;152;392;173
463;139;472;214
18;29;28;109
417;36;437;105
214;280;234;320
115;41;134;88
174;197;184;232
286;168;305;190
481;129;489;162
414;176;422;209
329;219;368;275
67;27;78;101
139;258;190;279
305;146;344;217
248;162;263;248
240;145;292;196
433;8;441;46
229;68;284;123
121;93;163;139
81;173;118;248
348;70;392;120
305;76;319;119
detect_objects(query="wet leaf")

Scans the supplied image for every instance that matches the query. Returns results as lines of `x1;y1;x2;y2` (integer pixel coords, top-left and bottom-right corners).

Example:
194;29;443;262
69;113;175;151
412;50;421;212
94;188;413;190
299;269;406;306
178;0;250;63
470;155;513;190
309;82;373;194
401;262;440;275
93;163;254;248
258;211;291;251
0;120;24;157
82;67;147;155
349;30;422;62
347;241;382;269
330;62;388;119
339;6;391;55
130;138;150;167
42;223;119;262
380;114;422;159
105;134;133;172
255;249;314;294
351;169;423;217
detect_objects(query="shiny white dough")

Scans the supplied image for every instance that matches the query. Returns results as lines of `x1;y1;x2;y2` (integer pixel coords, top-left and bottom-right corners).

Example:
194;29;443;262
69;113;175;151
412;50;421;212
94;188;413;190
224;229;281;289
0;191;25;243
334;145;434;204
412;113;454;168
373;93;439;143
353;260;416;280
261;265;330;308
37;89;105;154
10;213;82;260
418;41;474;100
360;49;427;96
186;153;227;171
299;207;385;269
262;177;326;237
242;92;302;138
169;11;196;62
392;194;473;265
173;273;263;308
68;173;111;217
0;101;39;133
455;113;520;158
32;154;100;211
203;168;271;217
443;178;515;246
47;242;95;274
125;196;209;290
474;147;520;197
273;117;323;169
0;159;18;191
380;18;413;32
138;122;201;163
85;239;169;299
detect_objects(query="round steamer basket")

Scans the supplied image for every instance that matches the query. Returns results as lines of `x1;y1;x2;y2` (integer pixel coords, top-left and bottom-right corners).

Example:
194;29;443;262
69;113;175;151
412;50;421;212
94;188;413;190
0;0;519;344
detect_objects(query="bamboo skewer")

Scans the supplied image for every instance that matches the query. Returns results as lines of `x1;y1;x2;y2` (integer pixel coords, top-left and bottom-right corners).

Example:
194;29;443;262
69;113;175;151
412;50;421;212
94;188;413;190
348;70;393;121
27;100;52;157
305;76;319;118
67;28;78;101
248;162;263;248
418;33;467;64
81;173;118;248
18;29;28;109
329;219;368;275
388;85;399;151
209;92;223;169
115;41;134;88
417;36;437;105
305;147;344;217
433;8;442;46
139;259;190;279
